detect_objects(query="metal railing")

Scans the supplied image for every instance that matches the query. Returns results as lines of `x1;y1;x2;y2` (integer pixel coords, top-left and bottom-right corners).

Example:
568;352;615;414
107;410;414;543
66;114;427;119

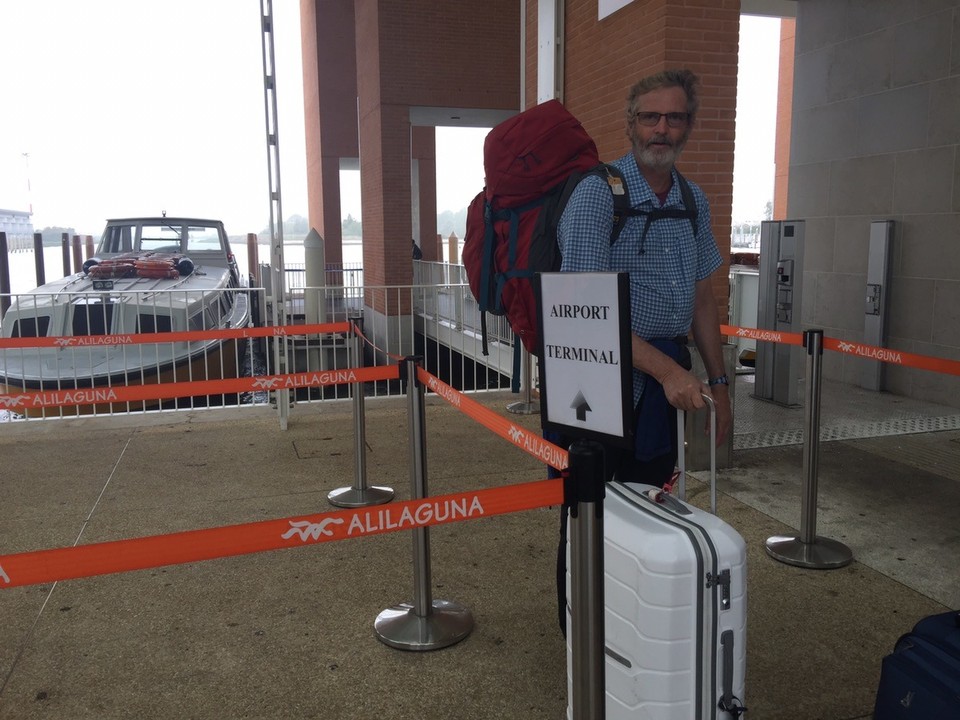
1;273;518;423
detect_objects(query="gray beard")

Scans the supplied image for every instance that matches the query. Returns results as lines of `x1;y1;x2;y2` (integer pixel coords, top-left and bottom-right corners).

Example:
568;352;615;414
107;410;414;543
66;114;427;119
636;145;677;171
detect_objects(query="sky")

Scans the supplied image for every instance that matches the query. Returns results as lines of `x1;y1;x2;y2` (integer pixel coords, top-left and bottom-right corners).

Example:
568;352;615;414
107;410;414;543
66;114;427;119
0;3;780;237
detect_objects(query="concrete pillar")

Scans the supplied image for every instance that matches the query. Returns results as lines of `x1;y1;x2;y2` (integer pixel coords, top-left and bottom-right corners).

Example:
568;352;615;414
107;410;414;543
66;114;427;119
412;126;437;261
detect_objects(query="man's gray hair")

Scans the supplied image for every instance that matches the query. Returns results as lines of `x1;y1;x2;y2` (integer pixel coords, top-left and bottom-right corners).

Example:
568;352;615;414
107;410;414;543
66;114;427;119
626;69;701;123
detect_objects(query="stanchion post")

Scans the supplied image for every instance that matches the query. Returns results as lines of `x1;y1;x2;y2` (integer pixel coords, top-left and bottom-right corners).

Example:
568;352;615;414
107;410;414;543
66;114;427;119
507;346;540;415
328;319;394;508
568;439;606;720
765;329;853;569
374;356;473;651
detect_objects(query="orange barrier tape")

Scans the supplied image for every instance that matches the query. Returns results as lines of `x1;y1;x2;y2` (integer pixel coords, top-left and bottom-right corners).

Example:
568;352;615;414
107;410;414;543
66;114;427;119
0;478;563;589
0;322;353;350
0;365;399;411
417;366;569;471
723;324;960;376
352;323;406;364
720;324;804;347
823;336;960;377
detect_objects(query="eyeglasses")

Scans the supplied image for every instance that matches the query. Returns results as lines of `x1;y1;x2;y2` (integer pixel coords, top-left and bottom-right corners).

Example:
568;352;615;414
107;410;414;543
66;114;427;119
633;111;690;128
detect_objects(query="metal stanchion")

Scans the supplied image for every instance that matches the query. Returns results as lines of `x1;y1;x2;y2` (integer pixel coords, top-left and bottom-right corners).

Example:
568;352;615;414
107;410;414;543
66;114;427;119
374;356;473;651
765;329;853;569
507;346;540;415
328;320;394;508
569;440;606;720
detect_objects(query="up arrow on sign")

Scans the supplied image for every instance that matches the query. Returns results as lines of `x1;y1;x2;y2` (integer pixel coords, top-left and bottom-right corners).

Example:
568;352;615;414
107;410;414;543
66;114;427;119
571;391;591;422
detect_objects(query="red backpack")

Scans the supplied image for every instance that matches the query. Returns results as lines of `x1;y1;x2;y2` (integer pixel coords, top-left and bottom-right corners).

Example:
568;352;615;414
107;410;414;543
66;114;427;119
464;100;604;356
463;99;697;358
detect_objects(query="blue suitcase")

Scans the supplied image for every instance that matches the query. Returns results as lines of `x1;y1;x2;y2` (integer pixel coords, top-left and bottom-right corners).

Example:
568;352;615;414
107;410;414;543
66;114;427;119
874;611;960;720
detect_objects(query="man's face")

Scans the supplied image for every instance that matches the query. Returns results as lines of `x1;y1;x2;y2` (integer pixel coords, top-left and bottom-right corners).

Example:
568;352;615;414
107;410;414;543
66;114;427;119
628;86;692;172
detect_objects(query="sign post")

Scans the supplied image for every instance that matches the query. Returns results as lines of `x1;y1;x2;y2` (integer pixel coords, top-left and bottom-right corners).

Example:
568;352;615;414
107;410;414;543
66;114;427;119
536;272;631;720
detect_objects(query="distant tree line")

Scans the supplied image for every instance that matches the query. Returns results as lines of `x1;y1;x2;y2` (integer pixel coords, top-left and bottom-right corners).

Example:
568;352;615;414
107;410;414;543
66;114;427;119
252;207;467;240
338;208;465;238
36;227;79;246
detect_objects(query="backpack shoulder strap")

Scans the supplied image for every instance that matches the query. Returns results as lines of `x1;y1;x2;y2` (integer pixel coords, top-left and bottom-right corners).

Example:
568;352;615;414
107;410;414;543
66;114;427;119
599;164;633;245
674;171;699;238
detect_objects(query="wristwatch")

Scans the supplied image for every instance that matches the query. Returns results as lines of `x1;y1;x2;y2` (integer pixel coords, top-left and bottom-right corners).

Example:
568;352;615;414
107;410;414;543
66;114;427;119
708;374;729;387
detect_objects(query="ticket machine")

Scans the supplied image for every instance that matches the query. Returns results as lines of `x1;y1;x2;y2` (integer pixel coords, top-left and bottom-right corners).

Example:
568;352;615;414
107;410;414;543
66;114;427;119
862;221;894;391
755;220;805;406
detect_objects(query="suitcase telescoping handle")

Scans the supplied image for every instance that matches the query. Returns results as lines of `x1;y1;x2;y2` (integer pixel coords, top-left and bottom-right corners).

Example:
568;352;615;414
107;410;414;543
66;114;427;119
675;392;717;514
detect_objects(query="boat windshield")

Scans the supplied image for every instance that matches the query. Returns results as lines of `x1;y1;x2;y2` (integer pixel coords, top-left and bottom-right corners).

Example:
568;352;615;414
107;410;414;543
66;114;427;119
185;225;224;254
96;221;226;256
140;224;185;253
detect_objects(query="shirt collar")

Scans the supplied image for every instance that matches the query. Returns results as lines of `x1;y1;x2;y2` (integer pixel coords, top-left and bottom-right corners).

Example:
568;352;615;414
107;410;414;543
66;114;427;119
614;153;681;208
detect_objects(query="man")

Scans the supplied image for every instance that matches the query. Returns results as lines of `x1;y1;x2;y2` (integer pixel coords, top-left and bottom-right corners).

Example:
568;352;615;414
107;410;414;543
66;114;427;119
560;67;731;475
554;68;731;631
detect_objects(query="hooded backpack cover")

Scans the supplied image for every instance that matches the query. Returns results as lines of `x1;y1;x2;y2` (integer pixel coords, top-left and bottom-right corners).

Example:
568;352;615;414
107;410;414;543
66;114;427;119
463;100;601;355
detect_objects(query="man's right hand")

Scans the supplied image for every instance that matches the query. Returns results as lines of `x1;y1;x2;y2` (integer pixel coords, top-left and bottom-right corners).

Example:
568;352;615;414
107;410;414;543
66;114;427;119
660;367;709;412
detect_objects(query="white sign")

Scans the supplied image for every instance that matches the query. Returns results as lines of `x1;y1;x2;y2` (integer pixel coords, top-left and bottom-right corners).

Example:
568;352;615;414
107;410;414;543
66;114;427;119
538;272;632;445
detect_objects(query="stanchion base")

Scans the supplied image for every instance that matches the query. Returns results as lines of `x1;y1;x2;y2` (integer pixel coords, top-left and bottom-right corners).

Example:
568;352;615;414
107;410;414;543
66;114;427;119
764;535;854;569
327;485;394;508
506;401;540;415
374;600;474;651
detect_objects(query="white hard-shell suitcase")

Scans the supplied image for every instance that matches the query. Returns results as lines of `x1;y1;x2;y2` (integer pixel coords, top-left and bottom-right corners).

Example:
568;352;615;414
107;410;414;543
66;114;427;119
566;403;748;719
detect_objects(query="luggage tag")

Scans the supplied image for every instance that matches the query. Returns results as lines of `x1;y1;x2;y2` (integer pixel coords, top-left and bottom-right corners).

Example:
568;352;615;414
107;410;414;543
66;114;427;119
607;175;625;196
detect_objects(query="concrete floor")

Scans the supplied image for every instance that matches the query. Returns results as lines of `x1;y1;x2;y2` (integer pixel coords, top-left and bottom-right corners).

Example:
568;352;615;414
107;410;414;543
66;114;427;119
0;379;957;719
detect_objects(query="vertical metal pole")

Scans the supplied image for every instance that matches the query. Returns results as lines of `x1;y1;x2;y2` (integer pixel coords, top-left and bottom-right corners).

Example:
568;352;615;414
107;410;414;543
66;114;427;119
328;320;394;507
409;364;432;617
375;357;473;650
799;330;823;544
507;347;540;415
568;439;606;720
260;0;288;429
765;329;853;569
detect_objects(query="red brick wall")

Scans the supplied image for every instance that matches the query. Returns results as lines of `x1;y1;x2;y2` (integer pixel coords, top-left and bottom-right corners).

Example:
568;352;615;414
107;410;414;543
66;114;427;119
525;1;538;108
559;0;740;323
353;0;519;291
303;0;359;266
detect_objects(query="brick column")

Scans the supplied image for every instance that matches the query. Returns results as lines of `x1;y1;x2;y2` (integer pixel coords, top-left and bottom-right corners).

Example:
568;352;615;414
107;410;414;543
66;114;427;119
561;0;741;323
302;0;356;268
358;102;412;289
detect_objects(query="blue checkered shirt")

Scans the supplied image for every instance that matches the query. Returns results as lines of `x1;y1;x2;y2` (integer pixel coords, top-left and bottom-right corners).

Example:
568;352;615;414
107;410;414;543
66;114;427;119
557;152;723;407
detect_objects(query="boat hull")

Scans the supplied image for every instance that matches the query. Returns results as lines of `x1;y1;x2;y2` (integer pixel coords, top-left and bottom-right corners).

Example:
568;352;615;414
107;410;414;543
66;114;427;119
0;339;242;418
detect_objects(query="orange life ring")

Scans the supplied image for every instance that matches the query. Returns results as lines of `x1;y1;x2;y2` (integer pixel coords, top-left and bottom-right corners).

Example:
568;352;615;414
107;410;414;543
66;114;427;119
88;261;136;279
135;266;180;279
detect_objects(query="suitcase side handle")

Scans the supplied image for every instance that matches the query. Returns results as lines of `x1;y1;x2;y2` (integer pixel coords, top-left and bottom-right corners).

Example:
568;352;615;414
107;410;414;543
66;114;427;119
719;629;748;717
676;392;717;514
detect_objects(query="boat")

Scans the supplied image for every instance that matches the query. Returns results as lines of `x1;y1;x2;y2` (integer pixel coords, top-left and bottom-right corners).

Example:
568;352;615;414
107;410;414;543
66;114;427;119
0;216;252;416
